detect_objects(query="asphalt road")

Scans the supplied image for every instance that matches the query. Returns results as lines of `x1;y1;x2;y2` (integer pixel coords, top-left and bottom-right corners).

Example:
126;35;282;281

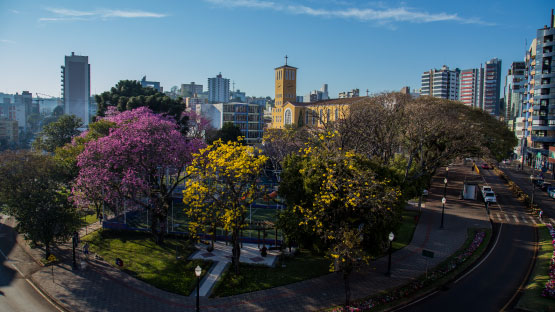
500;163;555;221
397;167;536;312
0;221;60;312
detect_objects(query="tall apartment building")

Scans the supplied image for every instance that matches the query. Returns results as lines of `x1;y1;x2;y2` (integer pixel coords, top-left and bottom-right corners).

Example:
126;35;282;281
421;65;460;100
208;73;230;103
62;52;90;125
304;84;329;103
459;68;483;108
504;62;526;126
338;88;359;99
482;58;502;115
181;82;203;97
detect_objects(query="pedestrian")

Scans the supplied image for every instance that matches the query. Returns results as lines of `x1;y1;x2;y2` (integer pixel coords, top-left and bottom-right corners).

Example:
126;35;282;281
539;210;543;221
83;242;90;259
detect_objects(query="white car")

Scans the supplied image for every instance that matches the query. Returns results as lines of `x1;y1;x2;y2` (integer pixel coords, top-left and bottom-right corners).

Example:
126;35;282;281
481;186;492;197
483;191;496;203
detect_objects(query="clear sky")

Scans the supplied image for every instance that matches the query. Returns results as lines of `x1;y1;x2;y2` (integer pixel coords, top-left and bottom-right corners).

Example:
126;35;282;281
0;0;553;99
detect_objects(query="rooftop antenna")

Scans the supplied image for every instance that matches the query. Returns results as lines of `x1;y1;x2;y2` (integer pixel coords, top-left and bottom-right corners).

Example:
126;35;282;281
366;89;369;96
232;81;235;92
285;55;288;66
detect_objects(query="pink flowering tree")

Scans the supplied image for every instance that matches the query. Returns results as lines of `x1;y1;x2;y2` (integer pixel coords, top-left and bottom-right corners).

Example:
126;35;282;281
74;107;204;243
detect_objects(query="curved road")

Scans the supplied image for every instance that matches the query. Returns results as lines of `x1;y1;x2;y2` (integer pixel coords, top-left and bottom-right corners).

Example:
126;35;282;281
0;220;60;312
398;167;536;311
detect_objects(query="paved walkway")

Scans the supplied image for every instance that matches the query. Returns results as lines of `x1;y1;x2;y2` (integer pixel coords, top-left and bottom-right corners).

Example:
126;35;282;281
8;163;491;311
190;241;283;296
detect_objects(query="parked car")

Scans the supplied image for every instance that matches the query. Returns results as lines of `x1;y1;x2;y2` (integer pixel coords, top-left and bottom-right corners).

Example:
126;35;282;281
483;191;496;203
481;163;490;169
541;182;552;191
534;179;545;187
481;186;492;198
549;188;555;199
422;189;429;196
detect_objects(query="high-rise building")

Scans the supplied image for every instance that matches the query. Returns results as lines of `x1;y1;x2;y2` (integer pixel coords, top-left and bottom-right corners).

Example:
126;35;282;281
504;62;526;126
523;11;555;169
208;73;230;103
304;84;329;103
482;58;502;115
459;67;483;108
421;66;460;100
62;52;90;125
181;82;203;97
274;56;297;106
338;88;359;99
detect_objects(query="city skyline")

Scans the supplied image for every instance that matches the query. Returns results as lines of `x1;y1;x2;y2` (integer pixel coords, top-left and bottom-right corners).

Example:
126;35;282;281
0;0;552;98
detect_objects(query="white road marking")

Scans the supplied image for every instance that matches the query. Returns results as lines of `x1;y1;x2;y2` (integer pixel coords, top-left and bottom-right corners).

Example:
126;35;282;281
504;214;511;222
512;214;519;223
529;216;537;224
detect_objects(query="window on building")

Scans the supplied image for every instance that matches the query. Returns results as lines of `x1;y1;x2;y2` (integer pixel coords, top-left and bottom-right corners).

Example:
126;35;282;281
284;109;292;125
305;110;309;125
335;108;338;120
319;109;323;124
327;109;330;122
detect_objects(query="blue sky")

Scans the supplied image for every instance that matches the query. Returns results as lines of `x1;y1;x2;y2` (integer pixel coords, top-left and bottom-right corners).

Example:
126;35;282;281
0;0;553;99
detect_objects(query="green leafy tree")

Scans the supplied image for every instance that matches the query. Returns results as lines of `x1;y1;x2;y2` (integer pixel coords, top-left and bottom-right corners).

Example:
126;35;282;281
32;114;83;153
95;80;187;131
0;151;79;258
209;122;243;144
282;131;402;307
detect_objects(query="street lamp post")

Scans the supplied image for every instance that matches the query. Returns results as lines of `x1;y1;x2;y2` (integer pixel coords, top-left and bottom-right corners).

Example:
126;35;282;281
530;175;535;210
72;231;78;269
386;232;394;276
195;265;202;312
440;197;446;229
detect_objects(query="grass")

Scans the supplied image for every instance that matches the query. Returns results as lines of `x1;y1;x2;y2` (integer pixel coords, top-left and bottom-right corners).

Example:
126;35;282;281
516;224;555;312
392;209;419;251
211;208;420;297
81;211;98;226
211;250;331;297
82;229;211;296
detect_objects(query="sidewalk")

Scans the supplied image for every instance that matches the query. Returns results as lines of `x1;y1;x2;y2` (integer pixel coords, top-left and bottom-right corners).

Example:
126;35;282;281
15;163;490;311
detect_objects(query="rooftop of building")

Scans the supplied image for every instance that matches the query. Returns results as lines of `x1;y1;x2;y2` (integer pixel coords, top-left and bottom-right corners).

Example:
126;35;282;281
283;96;372;107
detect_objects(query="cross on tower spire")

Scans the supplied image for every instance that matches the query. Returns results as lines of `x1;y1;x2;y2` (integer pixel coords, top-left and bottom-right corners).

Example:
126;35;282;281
285;55;288;66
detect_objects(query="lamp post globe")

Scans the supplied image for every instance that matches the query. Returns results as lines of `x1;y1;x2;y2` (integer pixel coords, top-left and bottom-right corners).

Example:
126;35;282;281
195;265;202;277
389;232;394;242
442;197;446;204
444;178;447;184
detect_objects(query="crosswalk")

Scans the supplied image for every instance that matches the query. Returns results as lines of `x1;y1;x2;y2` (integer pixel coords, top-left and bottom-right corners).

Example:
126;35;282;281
490;211;555;226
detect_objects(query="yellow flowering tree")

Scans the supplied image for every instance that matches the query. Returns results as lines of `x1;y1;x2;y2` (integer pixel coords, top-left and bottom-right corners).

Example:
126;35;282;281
294;131;402;307
183;138;268;274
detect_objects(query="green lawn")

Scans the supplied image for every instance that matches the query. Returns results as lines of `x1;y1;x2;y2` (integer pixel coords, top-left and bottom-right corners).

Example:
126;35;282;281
392;209;419;251
82;229;211;296
516;224;555;312
211;250;331;297
81;211;98;226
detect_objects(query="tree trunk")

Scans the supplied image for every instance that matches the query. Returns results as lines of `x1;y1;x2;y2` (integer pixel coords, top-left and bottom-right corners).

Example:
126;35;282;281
344;271;351;309
231;227;241;275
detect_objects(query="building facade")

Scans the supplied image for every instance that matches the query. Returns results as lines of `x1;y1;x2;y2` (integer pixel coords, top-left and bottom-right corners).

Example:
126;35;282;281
140;76;162;92
338;89;359;99
482;58;502;115
304;84;329;103
459;68;483;108
504;61;526;127
62;52;90;125
181;82;203;97
208;73;230;104
0;118;18;142
223;102;264;144
421;65;460;100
